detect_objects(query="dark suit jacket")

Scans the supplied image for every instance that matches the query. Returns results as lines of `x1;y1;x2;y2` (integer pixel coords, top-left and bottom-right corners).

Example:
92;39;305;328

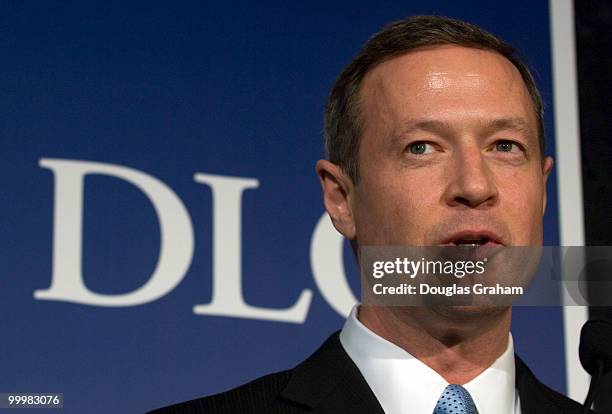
148;331;589;414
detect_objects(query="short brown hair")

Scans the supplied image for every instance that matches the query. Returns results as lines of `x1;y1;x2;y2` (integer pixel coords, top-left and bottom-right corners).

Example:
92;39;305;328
324;15;545;184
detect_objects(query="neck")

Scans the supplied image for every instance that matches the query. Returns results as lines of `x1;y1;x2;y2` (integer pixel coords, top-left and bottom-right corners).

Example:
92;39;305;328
358;305;512;384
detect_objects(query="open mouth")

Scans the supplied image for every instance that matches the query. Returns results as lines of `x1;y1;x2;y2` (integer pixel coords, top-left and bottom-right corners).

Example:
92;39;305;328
452;235;490;249
439;231;504;262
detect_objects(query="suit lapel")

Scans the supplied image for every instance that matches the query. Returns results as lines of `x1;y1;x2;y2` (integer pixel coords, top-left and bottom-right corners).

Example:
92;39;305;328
515;355;562;414
280;331;385;414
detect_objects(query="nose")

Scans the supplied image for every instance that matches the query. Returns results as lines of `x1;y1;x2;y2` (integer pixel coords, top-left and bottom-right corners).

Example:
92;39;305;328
443;146;498;209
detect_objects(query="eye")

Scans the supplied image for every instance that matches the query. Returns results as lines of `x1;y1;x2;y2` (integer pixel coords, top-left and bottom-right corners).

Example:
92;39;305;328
407;141;434;155
494;140;522;153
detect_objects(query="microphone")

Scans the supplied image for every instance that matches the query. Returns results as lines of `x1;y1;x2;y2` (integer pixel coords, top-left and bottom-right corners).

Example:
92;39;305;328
579;320;612;414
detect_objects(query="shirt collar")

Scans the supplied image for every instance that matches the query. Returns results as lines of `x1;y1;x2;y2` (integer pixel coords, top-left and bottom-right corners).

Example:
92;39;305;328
340;305;518;414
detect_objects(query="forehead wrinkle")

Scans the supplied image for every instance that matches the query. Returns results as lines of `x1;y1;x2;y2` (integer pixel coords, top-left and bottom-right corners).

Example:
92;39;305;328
393;117;536;141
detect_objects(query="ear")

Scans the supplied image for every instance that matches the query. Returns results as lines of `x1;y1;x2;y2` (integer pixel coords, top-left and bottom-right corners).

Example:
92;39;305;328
541;156;554;215
315;160;356;239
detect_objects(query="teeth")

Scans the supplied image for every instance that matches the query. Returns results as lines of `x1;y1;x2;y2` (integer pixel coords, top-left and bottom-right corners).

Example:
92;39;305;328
457;243;480;249
454;236;488;248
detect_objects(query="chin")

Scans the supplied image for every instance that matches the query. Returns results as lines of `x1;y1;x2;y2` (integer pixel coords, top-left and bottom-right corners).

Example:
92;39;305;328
431;305;511;321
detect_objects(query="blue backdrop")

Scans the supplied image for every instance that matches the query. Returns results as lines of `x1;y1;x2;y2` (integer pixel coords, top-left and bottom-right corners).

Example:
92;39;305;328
1;1;566;413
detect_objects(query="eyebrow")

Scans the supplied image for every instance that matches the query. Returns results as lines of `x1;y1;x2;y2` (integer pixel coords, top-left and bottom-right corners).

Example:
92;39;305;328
396;117;533;137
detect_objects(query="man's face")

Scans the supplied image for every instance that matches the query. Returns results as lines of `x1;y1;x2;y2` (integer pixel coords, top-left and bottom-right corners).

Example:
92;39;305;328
338;45;553;248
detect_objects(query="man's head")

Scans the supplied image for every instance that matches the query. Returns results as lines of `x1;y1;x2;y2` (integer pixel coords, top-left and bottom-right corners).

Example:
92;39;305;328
317;15;553;251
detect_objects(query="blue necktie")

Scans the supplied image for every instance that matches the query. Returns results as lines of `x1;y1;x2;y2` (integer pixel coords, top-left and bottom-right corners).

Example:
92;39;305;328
433;384;479;414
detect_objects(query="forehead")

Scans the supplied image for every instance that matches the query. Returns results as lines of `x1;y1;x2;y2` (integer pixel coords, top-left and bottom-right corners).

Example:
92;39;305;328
358;45;536;135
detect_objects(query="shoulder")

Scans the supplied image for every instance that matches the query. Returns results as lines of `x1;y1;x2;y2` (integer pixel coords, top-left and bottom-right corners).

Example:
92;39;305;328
145;331;377;414
515;356;592;414
146;369;303;414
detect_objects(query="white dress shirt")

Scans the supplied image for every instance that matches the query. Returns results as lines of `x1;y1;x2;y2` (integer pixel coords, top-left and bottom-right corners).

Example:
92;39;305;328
339;305;521;414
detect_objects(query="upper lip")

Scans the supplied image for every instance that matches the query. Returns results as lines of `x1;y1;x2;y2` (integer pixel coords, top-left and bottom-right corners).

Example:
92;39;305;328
440;229;504;246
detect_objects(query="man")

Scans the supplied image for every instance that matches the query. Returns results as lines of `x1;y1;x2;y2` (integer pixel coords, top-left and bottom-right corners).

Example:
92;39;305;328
149;15;588;414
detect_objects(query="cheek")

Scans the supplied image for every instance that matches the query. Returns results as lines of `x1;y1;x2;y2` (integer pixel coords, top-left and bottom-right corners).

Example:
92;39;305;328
498;170;545;243
354;170;441;244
